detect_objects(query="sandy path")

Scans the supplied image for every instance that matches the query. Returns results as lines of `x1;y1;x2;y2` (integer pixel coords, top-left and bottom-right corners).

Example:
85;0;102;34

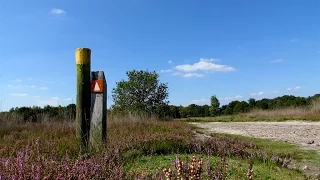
190;121;320;152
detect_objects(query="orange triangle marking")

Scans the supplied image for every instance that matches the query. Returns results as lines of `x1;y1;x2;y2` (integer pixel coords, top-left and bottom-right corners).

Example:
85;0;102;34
94;82;100;92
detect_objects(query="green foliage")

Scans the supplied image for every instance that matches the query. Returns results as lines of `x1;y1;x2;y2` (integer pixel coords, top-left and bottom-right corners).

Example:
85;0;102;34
209;95;220;116
248;98;256;107
111;70;169;117
1;104;76;123
233;101;250;114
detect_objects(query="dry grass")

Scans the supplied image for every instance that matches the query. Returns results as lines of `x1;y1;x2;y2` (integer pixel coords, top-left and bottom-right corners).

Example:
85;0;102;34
181;101;320;122
245;100;320;121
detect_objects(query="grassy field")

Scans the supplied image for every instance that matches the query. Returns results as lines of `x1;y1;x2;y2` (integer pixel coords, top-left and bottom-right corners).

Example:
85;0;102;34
179;102;320;122
0;114;316;179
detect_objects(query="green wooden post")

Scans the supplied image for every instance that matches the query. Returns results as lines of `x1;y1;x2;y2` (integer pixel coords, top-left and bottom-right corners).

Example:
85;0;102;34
90;71;107;151
75;48;91;147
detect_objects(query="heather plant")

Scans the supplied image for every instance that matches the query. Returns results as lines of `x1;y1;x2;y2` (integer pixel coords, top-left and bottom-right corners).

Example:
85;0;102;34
0;139;124;179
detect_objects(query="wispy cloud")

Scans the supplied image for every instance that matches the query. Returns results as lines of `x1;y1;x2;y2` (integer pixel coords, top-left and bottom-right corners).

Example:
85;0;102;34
289;39;299;43
37;99;59;106
24;85;35;88
10;93;28;97
175;58;235;73
250;92;264;96
51;97;60;100
271;90;279;94
287;86;301;91
221;95;243;101
50;8;66;15
39;87;48;90
65;98;72;101
160;69;173;73
161;58;235;78
173;72;204;78
14;79;22;82
271;59;284;63
191;98;210;105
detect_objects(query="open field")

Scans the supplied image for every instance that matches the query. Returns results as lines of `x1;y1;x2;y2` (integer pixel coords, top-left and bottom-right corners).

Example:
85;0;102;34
0;115;312;179
191;121;320;178
190;121;320;152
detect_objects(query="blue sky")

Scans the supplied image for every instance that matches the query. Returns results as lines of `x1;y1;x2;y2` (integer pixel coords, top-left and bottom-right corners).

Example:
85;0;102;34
1;0;320;111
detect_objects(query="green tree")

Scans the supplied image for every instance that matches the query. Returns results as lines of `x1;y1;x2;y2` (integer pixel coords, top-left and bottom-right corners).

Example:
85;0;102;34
209;95;220;116
233;101;250;114
248;98;256;108
111;70;169;116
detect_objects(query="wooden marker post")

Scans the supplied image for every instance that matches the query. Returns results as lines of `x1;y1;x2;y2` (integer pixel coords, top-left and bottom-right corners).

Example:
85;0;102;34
90;71;107;151
75;48;91;147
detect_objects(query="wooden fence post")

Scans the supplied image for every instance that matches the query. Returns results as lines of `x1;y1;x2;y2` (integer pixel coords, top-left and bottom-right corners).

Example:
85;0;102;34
90;71;107;151
75;48;91;147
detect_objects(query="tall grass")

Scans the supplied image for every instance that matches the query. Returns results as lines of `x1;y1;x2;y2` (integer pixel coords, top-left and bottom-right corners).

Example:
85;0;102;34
246;100;320;120
183;100;320;122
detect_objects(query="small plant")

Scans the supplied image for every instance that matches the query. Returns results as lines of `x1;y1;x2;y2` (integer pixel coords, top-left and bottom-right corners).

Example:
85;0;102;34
163;155;203;180
247;161;254;180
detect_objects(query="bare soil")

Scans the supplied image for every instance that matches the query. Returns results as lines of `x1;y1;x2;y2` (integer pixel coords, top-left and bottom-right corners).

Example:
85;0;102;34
190;121;320;152
190;121;320;179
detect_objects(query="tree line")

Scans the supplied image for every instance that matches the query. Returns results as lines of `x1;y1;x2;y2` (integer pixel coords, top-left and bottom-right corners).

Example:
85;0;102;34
3;94;319;122
1;70;319;122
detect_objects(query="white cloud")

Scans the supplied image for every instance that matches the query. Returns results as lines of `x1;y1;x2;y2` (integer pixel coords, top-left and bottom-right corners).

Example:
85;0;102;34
10;93;28;97
51;8;66;15
173;72;204;78
39;87;48;90
8;84;21;89
24;85;35;88
183;73;204;78
37;99;59;106
32;96;40;98
287;86;301;91
175;58;235;72
250;92;264;96
289;39;299;43
160;69;172;73
221;95;243;101
8;84;35;89
191;98;210;105
51;97;60;100
65;98;72;101
271;59;284;63
168;60;173;64
14;79;22;82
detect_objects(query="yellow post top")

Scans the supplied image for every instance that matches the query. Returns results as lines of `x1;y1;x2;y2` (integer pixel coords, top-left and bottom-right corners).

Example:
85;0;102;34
75;48;91;64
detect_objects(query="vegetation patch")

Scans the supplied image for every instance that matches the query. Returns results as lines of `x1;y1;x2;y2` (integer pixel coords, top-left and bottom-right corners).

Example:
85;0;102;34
0;117;311;179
